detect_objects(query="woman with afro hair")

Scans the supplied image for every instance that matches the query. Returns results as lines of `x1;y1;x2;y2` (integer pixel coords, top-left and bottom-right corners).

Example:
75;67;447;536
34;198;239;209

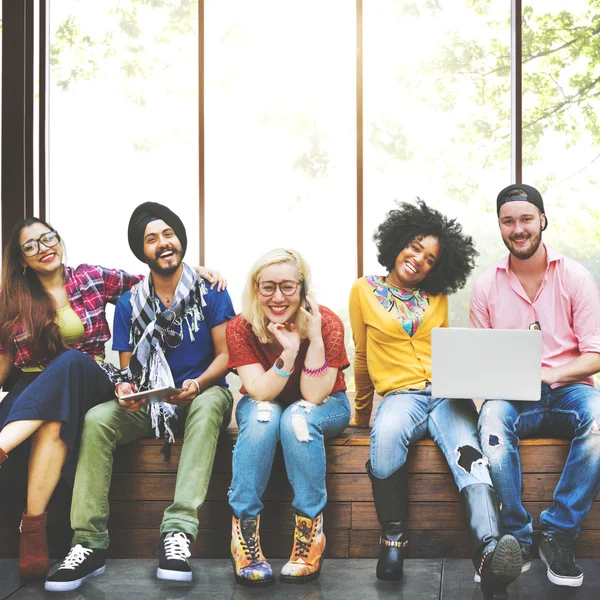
349;200;522;595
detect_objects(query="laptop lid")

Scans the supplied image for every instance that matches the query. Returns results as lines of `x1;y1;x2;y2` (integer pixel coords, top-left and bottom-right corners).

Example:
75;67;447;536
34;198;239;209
431;328;543;401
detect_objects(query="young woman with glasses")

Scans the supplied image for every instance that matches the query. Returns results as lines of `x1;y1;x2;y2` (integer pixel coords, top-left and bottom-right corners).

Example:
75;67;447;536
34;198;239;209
349;201;522;595
0;217;222;581
225;248;350;587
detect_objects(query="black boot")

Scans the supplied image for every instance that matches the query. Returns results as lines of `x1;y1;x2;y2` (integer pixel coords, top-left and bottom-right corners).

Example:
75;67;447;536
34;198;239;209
460;483;522;596
366;460;408;581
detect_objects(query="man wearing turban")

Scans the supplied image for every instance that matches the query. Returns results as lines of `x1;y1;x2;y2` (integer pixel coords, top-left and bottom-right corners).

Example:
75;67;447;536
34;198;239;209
47;202;235;590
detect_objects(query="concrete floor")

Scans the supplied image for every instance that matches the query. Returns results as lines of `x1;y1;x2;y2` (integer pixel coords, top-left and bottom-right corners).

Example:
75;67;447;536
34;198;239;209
2;558;599;600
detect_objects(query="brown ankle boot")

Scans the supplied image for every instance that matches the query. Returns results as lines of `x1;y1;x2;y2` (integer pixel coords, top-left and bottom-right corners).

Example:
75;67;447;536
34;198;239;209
19;512;50;580
0;447;8;465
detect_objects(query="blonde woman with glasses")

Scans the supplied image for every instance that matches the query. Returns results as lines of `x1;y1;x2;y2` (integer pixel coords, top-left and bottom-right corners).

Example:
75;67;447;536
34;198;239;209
226;248;350;587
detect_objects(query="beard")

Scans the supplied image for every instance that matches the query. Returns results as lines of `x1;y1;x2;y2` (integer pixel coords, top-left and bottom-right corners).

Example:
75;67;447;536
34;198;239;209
502;229;542;260
145;246;183;275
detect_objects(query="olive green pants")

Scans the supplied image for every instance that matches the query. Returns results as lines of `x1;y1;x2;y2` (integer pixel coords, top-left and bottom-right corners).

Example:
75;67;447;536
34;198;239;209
70;385;232;549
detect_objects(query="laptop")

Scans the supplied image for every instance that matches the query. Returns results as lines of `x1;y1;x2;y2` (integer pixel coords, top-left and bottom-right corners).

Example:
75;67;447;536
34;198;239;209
431;328;543;401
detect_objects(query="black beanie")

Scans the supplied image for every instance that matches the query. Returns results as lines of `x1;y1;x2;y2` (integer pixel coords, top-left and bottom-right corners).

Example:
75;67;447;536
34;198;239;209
127;202;187;263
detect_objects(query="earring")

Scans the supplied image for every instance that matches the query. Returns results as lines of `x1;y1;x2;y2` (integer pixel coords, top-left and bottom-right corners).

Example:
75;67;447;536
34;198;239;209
22;265;27;276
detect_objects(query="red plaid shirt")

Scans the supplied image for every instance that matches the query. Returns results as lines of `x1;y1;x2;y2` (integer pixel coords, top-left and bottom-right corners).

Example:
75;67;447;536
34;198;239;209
1;264;143;369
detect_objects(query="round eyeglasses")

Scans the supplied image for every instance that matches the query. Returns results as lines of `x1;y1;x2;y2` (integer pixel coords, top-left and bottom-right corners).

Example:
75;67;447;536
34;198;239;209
20;230;61;257
156;308;183;349
257;280;300;297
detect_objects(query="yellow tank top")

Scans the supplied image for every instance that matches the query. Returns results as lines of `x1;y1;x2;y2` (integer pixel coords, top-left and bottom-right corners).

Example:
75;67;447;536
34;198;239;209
21;305;103;372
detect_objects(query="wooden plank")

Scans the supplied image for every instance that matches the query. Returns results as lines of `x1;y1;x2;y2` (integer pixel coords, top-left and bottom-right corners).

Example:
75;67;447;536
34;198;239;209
106;528;349;559
107;472;569;503
106;501;351;531
113;437;570;475
351;501;600;531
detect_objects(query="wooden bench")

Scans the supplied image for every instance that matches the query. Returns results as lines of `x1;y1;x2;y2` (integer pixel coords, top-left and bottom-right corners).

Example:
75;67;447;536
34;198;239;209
1;431;599;559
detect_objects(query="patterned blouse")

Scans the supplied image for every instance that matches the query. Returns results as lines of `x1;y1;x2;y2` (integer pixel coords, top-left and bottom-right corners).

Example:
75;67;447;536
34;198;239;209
365;275;429;337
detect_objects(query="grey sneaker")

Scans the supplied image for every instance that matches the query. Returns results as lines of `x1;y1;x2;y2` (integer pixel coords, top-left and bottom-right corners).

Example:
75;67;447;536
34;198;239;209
538;532;583;587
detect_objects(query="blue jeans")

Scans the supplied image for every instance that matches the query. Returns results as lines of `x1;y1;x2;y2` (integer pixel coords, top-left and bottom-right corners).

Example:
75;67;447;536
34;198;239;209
479;384;600;545
228;392;351;520
370;388;492;488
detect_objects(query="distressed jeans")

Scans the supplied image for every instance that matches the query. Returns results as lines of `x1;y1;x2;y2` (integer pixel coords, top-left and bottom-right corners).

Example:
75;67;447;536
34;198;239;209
479;383;600;545
228;392;351;520
71;385;233;549
370;388;492;488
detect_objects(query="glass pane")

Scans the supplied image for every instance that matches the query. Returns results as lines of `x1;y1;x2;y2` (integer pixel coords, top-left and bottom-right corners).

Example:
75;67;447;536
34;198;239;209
522;0;600;385
48;0;199;273
522;0;600;275
363;1;511;326
204;0;356;321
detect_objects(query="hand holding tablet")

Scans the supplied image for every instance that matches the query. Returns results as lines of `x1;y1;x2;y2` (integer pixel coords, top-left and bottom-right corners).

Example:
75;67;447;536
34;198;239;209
120;386;183;404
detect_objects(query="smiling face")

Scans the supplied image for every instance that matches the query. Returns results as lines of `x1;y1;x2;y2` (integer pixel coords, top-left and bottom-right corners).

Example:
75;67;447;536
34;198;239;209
143;219;184;275
19;223;64;276
499;201;545;260
389;235;440;288
256;262;301;324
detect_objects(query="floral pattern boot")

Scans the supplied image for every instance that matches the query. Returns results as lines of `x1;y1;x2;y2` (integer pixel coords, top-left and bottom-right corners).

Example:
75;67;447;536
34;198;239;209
280;513;326;583
230;515;274;587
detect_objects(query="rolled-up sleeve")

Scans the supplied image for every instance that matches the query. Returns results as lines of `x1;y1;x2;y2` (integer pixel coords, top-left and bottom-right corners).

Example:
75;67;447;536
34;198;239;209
572;270;600;355
469;277;492;329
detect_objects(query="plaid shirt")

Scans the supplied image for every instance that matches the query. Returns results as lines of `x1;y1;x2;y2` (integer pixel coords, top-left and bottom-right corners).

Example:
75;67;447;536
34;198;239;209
2;264;143;369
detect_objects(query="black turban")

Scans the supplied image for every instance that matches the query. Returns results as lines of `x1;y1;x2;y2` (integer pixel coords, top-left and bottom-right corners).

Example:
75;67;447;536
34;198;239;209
127;202;187;263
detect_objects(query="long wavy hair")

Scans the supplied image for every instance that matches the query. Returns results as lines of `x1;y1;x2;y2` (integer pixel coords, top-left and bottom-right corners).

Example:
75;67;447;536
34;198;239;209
241;248;313;345
373;199;478;295
0;217;67;361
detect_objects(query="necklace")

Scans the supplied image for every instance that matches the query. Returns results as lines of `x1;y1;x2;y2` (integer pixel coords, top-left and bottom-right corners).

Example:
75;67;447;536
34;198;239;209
156;292;172;306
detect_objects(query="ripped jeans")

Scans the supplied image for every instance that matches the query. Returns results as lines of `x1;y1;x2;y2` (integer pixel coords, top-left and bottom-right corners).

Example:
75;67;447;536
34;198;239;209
370;388;492;488
228;392;350;520
479;383;600;545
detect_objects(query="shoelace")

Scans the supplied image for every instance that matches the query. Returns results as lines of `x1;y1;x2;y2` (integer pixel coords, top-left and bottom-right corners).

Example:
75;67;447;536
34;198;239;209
293;520;314;560
164;532;191;562
241;534;259;561
59;545;93;570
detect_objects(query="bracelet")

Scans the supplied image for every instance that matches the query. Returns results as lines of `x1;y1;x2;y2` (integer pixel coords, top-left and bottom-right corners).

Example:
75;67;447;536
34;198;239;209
189;379;200;394
302;360;329;377
273;363;294;378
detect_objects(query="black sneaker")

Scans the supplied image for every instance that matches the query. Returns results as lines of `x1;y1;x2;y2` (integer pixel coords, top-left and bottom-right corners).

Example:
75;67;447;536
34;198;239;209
45;545;106;592
538;532;583;587
157;532;192;581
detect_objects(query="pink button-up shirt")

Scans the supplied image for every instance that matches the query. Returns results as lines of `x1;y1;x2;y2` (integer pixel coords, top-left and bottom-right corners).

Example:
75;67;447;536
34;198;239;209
469;245;600;387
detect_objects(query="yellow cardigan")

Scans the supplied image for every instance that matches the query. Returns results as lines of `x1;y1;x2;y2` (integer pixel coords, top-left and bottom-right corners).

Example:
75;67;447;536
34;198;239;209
348;276;449;426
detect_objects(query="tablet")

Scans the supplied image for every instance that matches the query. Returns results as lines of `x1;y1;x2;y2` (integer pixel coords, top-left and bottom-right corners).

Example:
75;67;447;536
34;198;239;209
120;386;182;403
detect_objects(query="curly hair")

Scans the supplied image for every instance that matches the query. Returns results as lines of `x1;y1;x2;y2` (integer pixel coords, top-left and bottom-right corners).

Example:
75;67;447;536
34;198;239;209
373;199;478;295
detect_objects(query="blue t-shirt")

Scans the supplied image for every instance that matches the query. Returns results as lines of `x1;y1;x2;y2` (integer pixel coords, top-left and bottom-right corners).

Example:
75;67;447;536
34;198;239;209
113;283;235;388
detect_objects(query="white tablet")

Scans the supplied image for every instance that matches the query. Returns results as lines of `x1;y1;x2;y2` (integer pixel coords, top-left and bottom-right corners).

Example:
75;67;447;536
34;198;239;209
120;386;182;403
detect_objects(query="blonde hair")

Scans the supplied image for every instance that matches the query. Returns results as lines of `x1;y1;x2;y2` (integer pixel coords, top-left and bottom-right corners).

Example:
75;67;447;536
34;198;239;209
242;248;313;345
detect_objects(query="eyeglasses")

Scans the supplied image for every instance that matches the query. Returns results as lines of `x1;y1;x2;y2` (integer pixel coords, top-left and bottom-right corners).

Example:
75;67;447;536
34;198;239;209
20;230;61;257
257;280;300;297
156;308;183;349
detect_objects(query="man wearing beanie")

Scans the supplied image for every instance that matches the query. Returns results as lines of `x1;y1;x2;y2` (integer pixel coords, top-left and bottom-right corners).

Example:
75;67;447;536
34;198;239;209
470;185;600;588
46;202;235;590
